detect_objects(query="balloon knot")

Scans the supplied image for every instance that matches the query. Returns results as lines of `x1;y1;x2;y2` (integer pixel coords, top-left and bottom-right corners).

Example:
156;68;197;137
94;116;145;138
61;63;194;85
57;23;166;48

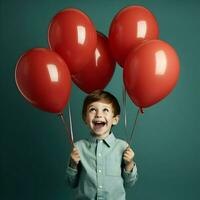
139;107;144;114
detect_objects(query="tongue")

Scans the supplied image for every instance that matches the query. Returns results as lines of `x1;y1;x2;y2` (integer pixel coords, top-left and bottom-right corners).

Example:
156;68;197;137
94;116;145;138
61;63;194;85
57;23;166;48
94;123;105;129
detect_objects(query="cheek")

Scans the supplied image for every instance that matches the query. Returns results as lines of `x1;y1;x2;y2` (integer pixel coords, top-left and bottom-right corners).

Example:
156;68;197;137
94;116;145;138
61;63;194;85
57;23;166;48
86;114;93;123
107;116;114;124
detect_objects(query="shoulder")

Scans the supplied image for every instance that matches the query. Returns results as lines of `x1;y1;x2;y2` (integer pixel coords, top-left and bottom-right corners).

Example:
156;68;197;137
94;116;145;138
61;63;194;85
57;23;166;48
74;139;90;150
115;138;129;150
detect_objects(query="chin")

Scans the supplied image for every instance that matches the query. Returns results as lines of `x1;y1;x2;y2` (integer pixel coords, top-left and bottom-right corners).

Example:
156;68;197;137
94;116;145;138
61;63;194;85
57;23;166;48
93;131;104;136
92;130;109;137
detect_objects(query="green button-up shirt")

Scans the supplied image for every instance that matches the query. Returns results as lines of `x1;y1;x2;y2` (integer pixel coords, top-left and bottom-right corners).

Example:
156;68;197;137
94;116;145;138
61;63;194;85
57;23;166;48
66;133;138;200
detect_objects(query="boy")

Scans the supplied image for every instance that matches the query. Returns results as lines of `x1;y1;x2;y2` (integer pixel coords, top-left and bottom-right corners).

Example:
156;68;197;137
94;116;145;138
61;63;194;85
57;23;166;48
66;90;138;200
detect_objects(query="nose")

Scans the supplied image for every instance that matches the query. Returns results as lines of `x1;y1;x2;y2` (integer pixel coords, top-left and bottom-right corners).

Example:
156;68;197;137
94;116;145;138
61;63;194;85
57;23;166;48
95;110;102;118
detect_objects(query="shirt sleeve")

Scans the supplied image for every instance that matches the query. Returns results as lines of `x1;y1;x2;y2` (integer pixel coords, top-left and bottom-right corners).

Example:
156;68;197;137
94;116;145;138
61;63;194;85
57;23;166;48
65;162;80;188
65;142;81;188
122;163;138;188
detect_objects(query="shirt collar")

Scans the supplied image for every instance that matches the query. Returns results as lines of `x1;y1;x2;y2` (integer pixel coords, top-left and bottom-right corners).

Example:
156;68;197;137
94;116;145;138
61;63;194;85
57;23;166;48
89;132;116;147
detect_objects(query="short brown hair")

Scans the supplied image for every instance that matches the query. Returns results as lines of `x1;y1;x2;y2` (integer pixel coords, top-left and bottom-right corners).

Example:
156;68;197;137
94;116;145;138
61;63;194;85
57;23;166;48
82;90;120;121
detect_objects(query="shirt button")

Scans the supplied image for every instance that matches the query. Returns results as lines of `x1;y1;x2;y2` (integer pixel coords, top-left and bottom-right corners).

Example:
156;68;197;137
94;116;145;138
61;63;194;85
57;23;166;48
99;185;102;189
98;153;101;157
100;140;103;143
98;169;102;173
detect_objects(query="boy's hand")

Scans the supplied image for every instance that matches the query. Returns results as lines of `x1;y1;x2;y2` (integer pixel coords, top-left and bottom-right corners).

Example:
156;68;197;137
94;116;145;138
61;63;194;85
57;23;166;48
123;146;135;172
69;146;80;169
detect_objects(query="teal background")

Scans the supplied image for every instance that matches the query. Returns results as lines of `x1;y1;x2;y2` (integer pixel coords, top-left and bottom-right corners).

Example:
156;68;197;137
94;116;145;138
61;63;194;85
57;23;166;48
1;0;200;199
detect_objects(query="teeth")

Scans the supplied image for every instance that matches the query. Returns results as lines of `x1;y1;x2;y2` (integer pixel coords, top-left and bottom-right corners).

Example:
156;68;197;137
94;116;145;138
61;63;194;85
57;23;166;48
93;121;106;125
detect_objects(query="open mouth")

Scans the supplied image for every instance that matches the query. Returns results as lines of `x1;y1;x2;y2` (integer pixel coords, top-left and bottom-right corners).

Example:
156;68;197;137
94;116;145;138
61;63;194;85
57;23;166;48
92;121;106;129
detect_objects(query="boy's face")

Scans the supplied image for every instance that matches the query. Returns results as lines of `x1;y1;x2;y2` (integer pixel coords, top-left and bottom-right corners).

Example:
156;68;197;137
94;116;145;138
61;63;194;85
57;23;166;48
85;101;119;139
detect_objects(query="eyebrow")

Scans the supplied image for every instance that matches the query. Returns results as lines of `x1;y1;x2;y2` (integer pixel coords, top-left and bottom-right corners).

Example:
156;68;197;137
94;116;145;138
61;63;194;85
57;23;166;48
88;105;111;109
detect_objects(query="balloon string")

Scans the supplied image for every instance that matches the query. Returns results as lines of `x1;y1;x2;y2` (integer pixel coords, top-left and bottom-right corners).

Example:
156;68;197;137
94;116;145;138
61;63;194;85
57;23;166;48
58;113;74;146
128;109;140;146
68;102;74;143
122;84;128;142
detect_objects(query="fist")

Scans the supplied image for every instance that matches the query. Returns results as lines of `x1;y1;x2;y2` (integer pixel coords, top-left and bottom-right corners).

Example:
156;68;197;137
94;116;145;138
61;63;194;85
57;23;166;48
70;146;80;169
123;146;135;171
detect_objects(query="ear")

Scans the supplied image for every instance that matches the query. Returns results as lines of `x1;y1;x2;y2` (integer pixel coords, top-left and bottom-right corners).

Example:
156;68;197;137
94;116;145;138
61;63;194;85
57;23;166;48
112;115;120;125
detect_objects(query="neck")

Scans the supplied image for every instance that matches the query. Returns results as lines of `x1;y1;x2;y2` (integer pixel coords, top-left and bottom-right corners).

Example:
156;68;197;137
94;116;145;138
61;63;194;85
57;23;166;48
93;131;111;139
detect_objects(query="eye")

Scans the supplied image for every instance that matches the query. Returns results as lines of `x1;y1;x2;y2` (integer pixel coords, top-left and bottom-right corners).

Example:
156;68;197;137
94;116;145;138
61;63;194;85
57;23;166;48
89;107;96;112
103;108;109;112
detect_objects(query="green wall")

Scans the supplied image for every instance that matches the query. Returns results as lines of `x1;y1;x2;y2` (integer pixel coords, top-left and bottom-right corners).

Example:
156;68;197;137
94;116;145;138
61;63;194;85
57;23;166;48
1;0;200;199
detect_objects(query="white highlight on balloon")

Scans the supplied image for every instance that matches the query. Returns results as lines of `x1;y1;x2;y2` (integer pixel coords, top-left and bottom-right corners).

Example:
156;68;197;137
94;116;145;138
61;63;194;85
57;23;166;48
155;50;167;75
47;64;58;82
95;49;101;66
77;26;86;45
137;21;147;38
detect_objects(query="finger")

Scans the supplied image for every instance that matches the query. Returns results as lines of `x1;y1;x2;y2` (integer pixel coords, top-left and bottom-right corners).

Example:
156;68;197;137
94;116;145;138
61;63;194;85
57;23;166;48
73;155;80;160
124;149;131;153
123;157;128;161
72;154;80;157
72;153;79;158
126;145;133;150
127;151;134;157
123;150;130;155
125;150;134;157
74;156;80;161
125;147;133;153
73;149;79;153
126;147;134;153
72;147;78;151
123;153;129;157
73;149;80;155
75;153;80;158
124;151;132;156
123;157;130;163
123;155;130;160
71;150;78;154
123;154;133;160
123;153;129;158
123;155;132;160
127;146;134;152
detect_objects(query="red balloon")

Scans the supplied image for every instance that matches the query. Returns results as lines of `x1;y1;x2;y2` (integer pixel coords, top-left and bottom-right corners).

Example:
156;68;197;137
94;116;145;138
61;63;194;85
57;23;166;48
109;6;159;67
15;48;71;113
48;8;97;75
72;32;116;93
123;40;180;109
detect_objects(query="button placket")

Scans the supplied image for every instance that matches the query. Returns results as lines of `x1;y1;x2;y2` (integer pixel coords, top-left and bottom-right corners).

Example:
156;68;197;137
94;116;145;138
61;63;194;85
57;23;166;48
96;140;103;198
